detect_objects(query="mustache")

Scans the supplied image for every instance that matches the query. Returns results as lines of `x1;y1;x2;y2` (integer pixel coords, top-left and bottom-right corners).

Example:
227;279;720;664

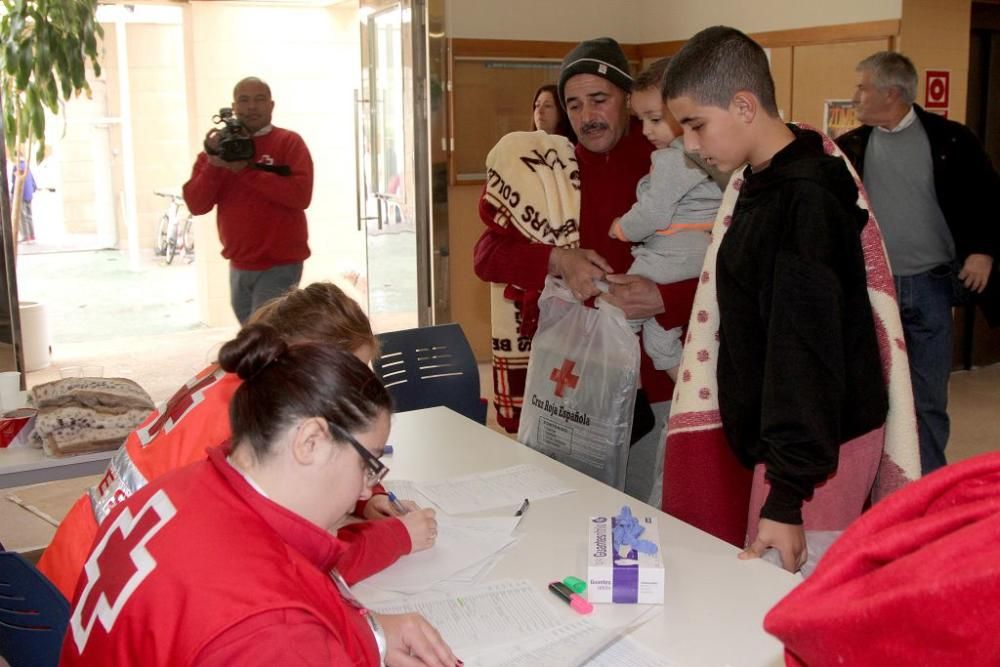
581;121;609;134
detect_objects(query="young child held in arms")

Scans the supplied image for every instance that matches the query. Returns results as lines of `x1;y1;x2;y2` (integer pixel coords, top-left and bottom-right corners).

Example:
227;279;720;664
609;58;724;381
662;26;892;572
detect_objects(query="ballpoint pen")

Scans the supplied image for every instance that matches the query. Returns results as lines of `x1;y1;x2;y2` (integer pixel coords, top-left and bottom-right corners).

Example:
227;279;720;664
514;498;530;517
387;491;409;515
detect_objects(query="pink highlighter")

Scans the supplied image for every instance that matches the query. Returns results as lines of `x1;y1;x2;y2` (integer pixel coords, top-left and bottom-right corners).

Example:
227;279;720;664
548;581;593;615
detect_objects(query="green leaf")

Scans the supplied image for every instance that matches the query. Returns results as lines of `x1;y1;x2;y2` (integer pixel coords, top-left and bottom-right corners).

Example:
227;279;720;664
4;43;17;75
43;74;58;111
15;48;30;88
30;98;44;142
1;0;102;161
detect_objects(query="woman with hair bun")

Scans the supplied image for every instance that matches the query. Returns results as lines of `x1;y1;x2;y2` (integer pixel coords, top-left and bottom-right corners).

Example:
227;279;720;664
40;282;433;601
62;324;461;667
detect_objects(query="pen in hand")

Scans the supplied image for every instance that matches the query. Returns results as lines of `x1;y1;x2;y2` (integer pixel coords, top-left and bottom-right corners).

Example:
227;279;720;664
515;498;530;517
387;491;410;515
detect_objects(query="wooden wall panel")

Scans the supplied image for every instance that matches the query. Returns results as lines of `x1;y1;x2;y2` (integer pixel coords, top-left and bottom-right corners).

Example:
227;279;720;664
790;39;889;128
452;59;561;180
447;183;493;362
899;0;972;122
769;47;793;120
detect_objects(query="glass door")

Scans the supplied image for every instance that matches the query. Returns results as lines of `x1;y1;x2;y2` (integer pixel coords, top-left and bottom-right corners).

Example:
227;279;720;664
357;0;431;332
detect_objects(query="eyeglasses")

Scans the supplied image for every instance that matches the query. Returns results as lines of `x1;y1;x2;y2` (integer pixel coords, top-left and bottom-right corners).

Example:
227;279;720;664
326;420;388;488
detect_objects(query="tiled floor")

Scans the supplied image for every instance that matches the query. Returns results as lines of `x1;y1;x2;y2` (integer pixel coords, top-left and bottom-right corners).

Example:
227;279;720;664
948;363;1000;463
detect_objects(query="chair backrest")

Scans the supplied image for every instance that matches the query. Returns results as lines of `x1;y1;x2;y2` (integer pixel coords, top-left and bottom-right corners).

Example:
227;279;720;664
0;551;70;667
373;323;487;424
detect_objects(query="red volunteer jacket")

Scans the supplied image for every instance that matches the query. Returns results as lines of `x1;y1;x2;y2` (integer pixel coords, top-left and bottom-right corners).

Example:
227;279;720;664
61;446;409;666
473;118;697;403
39;365;386;600
183;125;313;270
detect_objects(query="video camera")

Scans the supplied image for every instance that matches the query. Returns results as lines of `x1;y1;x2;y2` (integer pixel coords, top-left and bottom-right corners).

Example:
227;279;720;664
204;108;255;162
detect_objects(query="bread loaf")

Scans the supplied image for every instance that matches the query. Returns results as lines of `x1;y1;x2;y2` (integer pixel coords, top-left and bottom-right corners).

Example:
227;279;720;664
34;406;152;457
28;377;155;457
29;377;155;412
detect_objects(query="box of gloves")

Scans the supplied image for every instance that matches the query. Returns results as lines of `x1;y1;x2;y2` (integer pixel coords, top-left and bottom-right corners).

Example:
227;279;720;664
587;507;664;604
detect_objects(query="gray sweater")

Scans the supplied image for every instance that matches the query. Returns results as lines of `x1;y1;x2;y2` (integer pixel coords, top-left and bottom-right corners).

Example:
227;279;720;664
616;138;723;241
863;120;955;275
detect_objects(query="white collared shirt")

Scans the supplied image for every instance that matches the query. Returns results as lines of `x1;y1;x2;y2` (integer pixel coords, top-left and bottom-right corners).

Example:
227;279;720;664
876;106;917;134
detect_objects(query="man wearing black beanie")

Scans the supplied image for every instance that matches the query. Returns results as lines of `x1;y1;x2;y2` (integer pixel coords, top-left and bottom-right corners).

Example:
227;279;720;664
474;37;698;506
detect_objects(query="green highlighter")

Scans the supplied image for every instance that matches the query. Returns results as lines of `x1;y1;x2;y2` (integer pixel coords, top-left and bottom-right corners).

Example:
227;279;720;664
562;576;587;595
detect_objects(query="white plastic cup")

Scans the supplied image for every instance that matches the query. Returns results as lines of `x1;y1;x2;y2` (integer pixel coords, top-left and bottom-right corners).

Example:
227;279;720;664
0;371;21;412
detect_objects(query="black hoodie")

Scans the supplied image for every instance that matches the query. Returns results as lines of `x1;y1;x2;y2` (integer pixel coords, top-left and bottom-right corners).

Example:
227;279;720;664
716;127;888;525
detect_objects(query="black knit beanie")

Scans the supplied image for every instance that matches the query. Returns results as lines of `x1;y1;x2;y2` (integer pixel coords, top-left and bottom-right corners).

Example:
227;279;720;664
557;37;633;109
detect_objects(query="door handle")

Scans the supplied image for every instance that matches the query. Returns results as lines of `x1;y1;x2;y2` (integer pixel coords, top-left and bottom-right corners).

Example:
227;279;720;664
353;89;363;232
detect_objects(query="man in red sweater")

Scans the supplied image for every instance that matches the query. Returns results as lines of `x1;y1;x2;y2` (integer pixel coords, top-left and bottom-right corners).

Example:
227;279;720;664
183;77;314;324
474;38;697;506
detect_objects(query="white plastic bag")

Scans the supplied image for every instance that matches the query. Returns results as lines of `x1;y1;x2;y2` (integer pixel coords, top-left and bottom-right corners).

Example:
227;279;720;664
517;276;640;490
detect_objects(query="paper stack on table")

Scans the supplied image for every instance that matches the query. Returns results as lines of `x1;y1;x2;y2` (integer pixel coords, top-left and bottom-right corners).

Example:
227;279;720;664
467;618;675;667
362;486;524;595
367;579;671;667
367;579;564;654
414;464;575;515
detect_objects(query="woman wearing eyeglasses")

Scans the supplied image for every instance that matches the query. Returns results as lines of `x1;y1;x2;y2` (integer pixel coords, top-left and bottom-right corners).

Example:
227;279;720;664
40;282;436;601
61;324;460;667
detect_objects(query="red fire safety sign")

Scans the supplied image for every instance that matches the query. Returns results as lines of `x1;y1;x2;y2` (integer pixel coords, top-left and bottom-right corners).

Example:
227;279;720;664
925;70;950;110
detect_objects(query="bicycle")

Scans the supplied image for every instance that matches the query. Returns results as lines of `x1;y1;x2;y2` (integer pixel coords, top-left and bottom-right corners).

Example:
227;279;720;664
153;189;195;264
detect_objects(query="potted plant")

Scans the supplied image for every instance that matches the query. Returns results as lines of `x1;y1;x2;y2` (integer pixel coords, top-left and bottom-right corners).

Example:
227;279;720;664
1;1;103;375
2;0;103;247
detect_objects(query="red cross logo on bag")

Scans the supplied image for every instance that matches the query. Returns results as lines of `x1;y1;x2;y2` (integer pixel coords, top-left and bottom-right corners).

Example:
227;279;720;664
70;489;177;652
550;359;580;397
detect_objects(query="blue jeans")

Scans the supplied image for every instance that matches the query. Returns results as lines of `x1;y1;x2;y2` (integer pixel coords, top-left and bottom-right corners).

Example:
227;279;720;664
229;262;303;325
895;268;954;474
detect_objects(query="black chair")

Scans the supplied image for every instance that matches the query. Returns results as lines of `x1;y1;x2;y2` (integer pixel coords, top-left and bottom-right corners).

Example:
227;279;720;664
0;551;71;667
373;323;487;424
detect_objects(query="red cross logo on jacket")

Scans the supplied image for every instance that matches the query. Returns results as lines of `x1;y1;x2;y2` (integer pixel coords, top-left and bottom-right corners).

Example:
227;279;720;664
549;359;580;397
135;367;226;446
70;489;177;652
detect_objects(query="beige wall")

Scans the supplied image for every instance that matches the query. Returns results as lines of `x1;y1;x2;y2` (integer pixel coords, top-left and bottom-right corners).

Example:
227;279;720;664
54;27;123;241
899;0;972;123
448;0;902;41
125;22;191;249
44;19;187;249
635;0;902;41
447;183;491;361
791;39;892;128
184;1;364;327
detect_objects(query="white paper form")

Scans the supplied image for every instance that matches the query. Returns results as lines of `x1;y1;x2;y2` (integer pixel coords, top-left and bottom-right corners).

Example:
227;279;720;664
583;635;675;667
382;479;434;508
464;619;611;667
367;579;563;654
361;515;518;594
466;618;674;667
416;464;575;514
430;536;523;594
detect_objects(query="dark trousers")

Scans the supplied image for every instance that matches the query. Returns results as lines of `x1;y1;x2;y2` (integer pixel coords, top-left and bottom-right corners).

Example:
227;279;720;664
895;267;954;474
229;262;303;325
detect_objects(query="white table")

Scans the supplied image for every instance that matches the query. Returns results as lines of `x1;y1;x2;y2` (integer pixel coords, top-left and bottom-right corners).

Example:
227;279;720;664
0;447;113;489
371;407;800;667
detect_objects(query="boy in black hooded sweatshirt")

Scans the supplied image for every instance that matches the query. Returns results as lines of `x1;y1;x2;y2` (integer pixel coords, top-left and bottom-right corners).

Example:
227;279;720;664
663;26;888;572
